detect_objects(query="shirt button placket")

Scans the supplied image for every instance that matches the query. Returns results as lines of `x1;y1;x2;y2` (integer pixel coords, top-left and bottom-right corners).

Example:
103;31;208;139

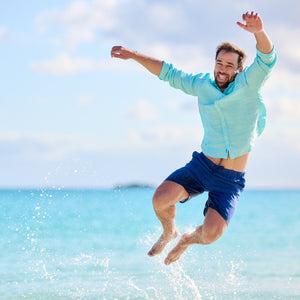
216;104;230;156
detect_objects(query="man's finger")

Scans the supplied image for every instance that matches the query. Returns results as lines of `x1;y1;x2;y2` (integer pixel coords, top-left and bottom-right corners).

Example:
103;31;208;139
236;21;247;30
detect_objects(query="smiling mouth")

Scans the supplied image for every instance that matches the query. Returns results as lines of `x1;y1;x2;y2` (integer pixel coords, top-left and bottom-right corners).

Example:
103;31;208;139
217;73;228;82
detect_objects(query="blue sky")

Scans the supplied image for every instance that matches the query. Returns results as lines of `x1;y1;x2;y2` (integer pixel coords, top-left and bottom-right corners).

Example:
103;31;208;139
1;0;300;189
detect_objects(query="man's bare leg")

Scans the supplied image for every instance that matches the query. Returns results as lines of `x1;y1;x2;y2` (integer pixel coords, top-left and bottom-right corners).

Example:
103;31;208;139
148;180;189;257
164;207;227;265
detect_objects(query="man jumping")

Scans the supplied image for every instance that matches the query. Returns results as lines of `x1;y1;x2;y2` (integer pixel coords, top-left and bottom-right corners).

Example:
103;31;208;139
111;11;276;265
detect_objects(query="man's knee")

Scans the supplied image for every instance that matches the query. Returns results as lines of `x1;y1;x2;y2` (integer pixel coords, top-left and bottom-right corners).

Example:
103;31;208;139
200;208;227;244
152;180;188;211
199;227;224;245
152;187;168;210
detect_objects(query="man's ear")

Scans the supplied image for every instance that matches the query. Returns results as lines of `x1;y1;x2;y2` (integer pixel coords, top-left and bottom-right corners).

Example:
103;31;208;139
237;66;244;73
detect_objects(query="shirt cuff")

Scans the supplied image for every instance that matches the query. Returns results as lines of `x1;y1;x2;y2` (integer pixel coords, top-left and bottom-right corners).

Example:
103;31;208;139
158;61;171;80
256;46;277;65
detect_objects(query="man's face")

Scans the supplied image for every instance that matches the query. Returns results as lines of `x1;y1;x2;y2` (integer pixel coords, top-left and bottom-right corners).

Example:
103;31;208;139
214;50;242;91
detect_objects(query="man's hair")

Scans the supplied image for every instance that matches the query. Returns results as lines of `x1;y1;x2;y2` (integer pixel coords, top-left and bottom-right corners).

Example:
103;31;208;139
215;42;246;69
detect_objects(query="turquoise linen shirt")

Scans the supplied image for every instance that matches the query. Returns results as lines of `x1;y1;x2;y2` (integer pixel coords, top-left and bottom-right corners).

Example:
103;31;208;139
158;47;277;159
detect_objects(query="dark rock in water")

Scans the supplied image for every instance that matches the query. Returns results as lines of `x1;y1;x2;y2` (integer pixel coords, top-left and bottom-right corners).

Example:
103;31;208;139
113;183;154;189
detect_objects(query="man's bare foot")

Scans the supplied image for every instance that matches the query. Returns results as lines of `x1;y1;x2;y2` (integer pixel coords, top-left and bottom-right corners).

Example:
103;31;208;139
164;233;192;265
148;230;179;257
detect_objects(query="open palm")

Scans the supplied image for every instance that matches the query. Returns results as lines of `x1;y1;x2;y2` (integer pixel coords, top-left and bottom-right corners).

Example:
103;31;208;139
237;11;264;34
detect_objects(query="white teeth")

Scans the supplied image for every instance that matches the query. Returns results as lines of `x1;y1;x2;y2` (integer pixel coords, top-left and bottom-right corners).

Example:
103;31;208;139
218;74;227;81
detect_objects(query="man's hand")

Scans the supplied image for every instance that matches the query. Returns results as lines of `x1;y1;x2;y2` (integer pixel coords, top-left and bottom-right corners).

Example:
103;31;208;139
236;11;264;34
111;46;137;60
237;11;273;54
110;45;163;76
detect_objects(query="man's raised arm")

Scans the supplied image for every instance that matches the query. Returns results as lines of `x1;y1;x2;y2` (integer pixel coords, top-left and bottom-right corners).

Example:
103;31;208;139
237;11;273;54
111;46;163;76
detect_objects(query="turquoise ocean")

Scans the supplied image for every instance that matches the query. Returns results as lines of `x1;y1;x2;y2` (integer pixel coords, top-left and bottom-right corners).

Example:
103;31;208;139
0;188;299;299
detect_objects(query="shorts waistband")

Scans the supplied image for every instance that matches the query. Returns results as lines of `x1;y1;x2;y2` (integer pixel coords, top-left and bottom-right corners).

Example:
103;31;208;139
196;152;245;179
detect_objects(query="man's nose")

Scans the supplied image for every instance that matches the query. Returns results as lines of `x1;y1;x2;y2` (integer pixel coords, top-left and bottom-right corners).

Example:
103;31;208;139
219;65;226;72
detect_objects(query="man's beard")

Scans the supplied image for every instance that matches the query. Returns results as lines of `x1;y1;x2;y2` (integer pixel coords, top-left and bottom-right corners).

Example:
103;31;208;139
215;72;234;90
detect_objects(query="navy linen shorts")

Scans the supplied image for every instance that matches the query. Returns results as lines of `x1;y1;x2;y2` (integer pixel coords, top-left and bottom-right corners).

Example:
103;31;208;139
165;151;246;224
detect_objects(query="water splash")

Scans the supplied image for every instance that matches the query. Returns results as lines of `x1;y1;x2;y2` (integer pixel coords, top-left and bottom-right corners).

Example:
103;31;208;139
135;227;249;300
133;229;203;299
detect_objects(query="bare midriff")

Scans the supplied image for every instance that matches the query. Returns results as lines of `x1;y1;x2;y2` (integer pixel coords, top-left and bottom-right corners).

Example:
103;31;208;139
204;152;250;172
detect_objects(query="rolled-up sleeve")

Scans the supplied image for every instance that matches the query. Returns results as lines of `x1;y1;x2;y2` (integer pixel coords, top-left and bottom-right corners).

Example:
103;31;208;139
256;46;277;67
158;61;207;96
243;46;277;90
158;61;171;80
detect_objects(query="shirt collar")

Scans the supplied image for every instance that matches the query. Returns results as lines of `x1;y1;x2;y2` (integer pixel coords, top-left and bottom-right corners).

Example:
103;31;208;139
211;77;236;94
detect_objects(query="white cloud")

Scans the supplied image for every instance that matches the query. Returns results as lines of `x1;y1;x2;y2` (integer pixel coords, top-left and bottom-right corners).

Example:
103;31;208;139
0;27;13;41
264;66;300;92
164;98;198;114
52;27;94;49
35;0;118;49
272;25;300;69
266;96;300;124
34;0;240;51
257;125;300;157
126;100;160;121
147;42;212;73
30;53;142;75
76;95;93;105
30;53;97;74
127;124;203;147
0;132;96;161
34;0;300;59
